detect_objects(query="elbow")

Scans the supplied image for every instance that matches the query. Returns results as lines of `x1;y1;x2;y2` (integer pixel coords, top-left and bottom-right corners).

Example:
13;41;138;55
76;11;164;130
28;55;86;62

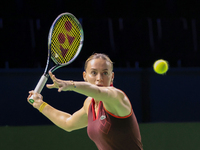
62;121;75;132
62;126;74;132
65;128;73;132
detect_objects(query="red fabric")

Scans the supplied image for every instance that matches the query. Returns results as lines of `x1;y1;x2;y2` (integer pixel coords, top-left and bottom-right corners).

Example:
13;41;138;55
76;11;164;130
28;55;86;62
87;99;143;150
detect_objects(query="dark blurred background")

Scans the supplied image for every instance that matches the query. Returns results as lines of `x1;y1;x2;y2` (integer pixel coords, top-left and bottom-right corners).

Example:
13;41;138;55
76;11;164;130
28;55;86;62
1;0;200;126
1;0;200;69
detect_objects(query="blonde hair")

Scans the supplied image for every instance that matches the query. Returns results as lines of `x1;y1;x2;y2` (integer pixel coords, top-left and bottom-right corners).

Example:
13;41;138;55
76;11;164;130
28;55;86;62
84;53;113;71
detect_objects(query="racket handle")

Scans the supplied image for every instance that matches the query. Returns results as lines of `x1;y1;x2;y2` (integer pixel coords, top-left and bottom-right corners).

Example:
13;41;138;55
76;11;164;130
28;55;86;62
29;75;48;104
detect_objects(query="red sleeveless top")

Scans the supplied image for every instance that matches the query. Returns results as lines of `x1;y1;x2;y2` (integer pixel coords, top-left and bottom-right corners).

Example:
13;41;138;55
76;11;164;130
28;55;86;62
87;99;143;150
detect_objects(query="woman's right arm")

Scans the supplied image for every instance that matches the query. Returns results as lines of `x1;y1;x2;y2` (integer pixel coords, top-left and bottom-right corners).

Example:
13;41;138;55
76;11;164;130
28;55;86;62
27;91;88;132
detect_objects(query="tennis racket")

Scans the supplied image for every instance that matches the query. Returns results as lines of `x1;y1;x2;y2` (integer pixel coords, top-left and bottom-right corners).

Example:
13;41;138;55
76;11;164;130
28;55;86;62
29;12;84;103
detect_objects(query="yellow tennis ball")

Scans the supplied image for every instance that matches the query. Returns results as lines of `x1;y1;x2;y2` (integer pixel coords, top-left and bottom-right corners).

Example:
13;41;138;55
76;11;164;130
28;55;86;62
153;59;168;74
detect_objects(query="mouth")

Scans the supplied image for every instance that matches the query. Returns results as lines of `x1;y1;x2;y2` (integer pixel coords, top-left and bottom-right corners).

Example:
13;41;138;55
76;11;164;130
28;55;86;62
96;84;104;87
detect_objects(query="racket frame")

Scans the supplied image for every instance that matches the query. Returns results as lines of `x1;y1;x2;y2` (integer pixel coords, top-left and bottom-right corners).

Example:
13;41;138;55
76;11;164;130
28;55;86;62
48;12;84;73
29;12;84;103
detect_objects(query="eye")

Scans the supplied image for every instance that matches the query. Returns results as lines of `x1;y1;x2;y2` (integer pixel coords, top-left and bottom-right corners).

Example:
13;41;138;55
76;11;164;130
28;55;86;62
91;71;97;75
103;72;108;75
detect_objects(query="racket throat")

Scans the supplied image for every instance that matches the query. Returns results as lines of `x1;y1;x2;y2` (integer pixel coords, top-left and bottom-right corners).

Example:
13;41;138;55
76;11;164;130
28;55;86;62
49;64;61;73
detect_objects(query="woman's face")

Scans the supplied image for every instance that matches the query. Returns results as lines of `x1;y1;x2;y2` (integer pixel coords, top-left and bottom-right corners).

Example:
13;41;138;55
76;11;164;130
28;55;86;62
83;58;114;87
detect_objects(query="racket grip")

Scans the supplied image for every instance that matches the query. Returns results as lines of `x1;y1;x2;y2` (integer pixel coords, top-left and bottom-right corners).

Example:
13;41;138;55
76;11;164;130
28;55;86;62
29;75;48;103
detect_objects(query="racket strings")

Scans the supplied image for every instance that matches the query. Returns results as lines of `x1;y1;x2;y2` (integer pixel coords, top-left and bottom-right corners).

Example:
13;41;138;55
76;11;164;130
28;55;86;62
51;15;82;64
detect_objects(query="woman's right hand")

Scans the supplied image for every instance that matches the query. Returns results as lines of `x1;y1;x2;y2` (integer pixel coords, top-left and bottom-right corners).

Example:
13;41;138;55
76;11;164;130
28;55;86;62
27;91;44;110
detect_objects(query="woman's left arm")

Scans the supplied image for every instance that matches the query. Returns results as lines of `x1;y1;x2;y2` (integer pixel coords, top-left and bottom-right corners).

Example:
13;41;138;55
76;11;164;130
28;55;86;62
47;72;131;116
73;83;131;116
47;72;122;103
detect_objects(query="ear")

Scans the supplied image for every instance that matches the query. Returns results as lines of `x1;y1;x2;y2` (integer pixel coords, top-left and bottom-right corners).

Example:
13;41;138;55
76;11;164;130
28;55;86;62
111;72;114;84
83;71;87;81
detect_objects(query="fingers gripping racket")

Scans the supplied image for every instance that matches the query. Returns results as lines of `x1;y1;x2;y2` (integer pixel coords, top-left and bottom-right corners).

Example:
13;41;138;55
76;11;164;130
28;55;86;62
29;13;84;103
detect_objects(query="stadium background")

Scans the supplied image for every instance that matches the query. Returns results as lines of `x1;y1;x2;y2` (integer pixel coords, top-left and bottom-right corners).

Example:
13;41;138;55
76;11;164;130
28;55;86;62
0;0;200;149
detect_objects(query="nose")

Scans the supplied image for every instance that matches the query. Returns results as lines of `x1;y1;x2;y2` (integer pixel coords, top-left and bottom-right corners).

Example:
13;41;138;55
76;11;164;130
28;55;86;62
96;73;103;81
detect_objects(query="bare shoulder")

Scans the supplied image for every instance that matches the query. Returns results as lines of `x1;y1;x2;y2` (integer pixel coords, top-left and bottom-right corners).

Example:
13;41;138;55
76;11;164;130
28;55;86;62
104;88;132;117
116;88;131;109
107;86;128;102
83;97;92;115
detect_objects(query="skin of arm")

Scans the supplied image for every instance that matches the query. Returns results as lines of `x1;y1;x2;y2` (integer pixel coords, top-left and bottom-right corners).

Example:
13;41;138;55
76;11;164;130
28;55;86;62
47;72;122;102
27;91;89;132
42;104;88;132
66;82;131;116
46;72;131;116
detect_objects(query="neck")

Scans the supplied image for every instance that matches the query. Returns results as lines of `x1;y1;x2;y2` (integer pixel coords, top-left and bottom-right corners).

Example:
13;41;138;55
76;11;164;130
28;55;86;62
94;100;99;108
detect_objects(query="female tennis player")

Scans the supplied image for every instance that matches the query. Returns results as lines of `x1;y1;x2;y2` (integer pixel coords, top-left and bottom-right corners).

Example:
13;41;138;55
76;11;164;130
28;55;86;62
27;53;143;150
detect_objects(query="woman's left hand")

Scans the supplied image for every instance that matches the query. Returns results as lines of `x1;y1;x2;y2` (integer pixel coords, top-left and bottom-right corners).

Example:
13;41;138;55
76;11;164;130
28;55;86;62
46;71;69;92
